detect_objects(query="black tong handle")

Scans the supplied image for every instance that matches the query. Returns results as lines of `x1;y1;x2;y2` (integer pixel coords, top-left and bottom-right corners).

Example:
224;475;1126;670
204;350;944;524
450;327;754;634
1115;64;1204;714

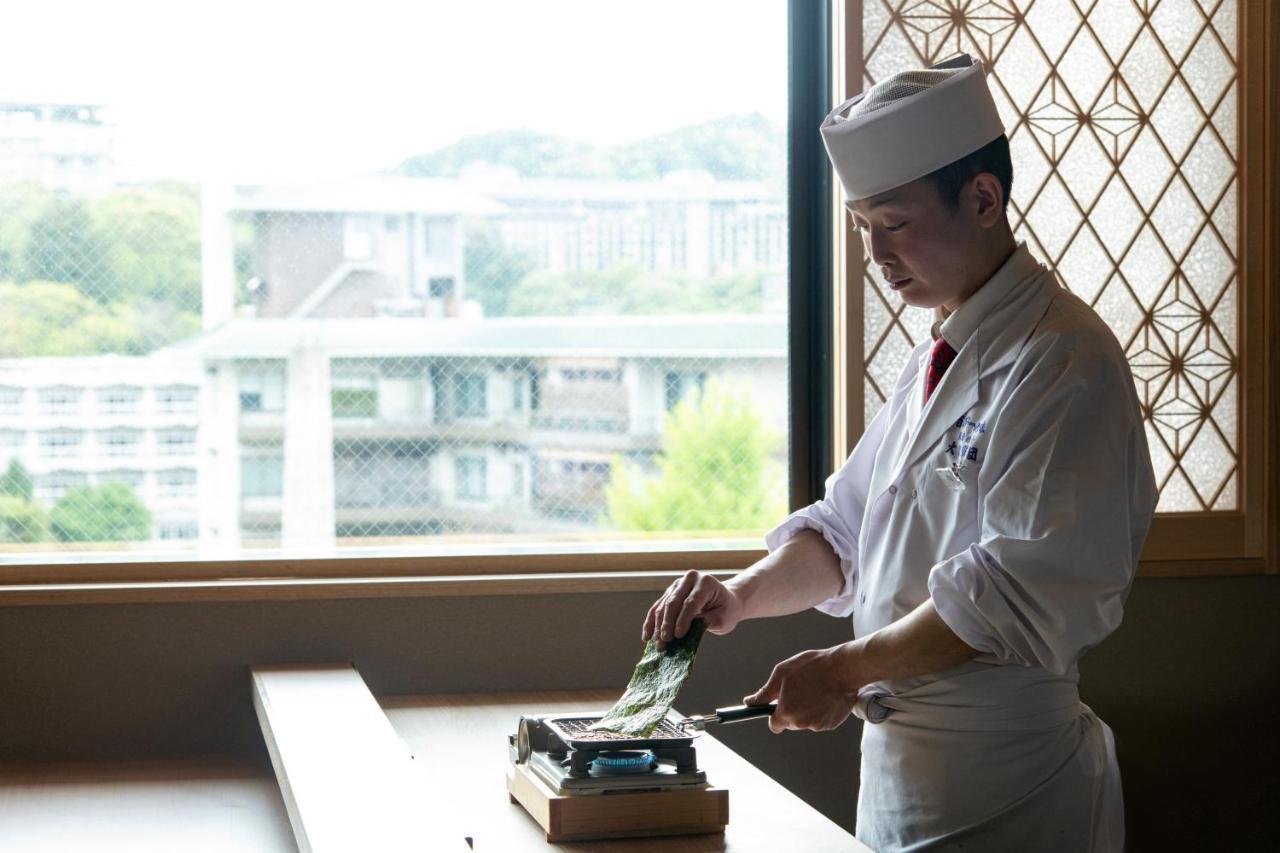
715;702;777;724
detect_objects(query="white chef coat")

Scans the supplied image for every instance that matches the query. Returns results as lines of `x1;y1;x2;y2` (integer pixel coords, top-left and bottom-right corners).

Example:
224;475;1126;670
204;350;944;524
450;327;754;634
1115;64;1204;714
766;243;1158;851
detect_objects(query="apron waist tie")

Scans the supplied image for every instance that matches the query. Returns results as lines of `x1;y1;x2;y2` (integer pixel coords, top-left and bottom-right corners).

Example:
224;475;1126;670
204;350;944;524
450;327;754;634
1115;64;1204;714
852;676;1083;732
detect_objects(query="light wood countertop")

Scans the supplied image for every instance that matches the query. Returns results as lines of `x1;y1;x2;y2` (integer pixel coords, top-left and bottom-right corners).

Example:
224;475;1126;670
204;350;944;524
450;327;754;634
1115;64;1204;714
381;689;872;852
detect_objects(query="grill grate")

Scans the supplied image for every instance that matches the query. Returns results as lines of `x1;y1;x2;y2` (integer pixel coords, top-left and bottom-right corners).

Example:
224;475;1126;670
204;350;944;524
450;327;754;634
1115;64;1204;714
553;716;688;743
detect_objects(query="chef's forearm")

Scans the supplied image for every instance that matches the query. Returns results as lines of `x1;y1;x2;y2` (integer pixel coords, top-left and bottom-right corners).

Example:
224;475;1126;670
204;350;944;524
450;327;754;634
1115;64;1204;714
848;599;979;685
727;528;845;621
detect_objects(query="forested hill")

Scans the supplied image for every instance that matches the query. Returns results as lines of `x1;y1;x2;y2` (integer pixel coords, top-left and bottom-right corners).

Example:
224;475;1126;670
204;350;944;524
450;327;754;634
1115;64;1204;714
397;112;783;182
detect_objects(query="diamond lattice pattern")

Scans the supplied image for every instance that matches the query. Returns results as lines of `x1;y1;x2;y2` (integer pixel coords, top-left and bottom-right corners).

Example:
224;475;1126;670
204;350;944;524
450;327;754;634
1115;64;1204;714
859;0;1239;511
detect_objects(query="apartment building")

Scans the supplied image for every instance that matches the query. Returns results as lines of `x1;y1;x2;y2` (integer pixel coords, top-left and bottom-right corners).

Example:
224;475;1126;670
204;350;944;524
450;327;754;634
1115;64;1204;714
0;353;203;544
0;99;114;195
188;315;786;548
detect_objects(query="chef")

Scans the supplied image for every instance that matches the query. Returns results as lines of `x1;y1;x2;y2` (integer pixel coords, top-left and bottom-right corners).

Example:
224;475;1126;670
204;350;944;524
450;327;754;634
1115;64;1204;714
643;55;1158;850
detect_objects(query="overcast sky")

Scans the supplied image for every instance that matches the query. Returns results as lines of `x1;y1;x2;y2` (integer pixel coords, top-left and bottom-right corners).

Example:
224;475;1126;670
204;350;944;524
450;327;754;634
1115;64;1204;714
3;0;788;183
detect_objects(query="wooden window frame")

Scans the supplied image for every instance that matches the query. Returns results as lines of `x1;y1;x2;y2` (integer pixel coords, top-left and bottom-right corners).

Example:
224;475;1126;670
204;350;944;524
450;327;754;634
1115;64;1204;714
832;0;1278;578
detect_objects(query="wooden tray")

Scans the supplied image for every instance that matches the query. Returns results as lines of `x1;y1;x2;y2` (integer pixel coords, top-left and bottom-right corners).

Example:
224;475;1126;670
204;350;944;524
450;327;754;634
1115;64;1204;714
506;763;728;843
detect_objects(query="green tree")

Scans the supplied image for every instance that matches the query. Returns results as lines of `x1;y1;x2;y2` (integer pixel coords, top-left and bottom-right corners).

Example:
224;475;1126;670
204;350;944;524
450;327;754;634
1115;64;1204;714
606;381;786;533
0;495;49;544
0;280;147;356
0;182;56;282
0;182;202;352
505;265;766;317
0;459;34;501
398;113;784;182
401;129;607;178
22;196;111;294
49;483;151;543
93;183;202;309
463;221;538;317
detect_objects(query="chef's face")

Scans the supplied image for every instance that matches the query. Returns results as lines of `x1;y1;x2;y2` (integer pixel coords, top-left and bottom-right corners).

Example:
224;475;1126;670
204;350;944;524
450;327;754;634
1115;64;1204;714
848;173;1005;313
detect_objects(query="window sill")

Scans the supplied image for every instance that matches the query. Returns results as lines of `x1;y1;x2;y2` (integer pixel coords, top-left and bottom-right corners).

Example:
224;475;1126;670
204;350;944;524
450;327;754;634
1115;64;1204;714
0;549;1270;608
0;545;761;606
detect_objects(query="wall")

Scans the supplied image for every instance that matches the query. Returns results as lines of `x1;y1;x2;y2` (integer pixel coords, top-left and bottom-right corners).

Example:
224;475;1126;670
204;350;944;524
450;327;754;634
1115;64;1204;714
0;574;1276;850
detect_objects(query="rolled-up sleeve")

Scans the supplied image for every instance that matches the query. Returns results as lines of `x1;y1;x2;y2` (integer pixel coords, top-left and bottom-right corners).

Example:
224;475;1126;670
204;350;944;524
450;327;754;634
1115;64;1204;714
928;341;1158;675
766;398;893;618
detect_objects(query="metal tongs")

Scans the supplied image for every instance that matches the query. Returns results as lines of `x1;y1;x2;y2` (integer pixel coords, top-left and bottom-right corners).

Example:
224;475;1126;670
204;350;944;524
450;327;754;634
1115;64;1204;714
680;702;777;731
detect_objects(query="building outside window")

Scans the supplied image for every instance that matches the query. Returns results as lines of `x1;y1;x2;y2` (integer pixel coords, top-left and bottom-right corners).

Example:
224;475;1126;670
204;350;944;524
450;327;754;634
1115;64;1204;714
664;371;707;411
239;372;285;413
99;429;142;457
34;471;87;502
331;377;379;419
37;387;82;416
157;520;199;540
424;219;454;260
511;461;525;502
97;386;142;415
241;453;284;498
454;374;487;419
156;468;197;498
99;469;145;489
156;428;196;456
343;216;372;260
0;386;23;416
156;385;199;414
0;429;23;449
455;455;487;501
39;430;82;458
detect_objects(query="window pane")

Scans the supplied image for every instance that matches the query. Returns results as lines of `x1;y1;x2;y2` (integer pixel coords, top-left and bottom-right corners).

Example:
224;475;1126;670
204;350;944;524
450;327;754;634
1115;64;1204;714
0;1;789;555
857;0;1240;512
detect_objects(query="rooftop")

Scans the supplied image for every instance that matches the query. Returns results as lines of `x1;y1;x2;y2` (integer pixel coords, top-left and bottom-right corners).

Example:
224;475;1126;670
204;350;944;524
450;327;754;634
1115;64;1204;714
186;314;786;360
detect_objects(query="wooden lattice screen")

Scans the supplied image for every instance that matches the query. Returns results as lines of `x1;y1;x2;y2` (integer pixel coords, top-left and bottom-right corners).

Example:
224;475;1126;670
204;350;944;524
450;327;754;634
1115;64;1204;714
855;0;1239;512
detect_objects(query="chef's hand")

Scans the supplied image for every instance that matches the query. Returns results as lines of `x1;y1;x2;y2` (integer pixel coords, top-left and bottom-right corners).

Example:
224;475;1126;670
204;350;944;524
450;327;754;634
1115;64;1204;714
744;645;863;733
643;570;745;649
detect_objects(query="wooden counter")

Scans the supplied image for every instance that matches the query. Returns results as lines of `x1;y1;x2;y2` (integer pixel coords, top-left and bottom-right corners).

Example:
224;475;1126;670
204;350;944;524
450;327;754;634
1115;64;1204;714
0;759;295;852
381;689;871;852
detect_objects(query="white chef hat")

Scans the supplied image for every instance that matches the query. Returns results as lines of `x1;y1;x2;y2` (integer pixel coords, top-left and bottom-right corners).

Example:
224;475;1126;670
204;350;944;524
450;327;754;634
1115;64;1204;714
821;54;1005;202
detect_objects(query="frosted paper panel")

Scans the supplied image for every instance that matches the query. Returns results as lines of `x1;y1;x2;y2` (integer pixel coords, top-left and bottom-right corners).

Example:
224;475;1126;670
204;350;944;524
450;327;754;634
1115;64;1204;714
857;0;1239;511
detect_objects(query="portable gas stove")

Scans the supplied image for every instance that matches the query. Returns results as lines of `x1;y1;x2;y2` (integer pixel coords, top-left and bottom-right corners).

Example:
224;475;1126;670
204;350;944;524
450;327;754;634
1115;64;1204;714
506;704;773;842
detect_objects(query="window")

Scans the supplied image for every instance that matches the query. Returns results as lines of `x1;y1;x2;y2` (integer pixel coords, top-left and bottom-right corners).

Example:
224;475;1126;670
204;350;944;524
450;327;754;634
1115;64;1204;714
332;384;379;419
455;455;488;501
156;385;199;414
156;468;197;498
39;430;82;458
454;374;488;419
0;387;22;416
664;371;707;411
428;276;455;298
99;429;142;457
0;2;826;573
99;469;145;489
239;371;285;413
511;462;525;502
424;219;454;260
343;216;372;260
97;386;142;414
157;520;199;540
0;429;23;449
34;471;87;502
38;387;82;416
512;378;525;412
242;453;284;499
157;428;196;456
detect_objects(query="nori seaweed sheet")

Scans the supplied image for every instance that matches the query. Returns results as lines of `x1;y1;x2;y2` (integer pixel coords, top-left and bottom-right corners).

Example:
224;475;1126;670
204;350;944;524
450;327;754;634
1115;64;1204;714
591;619;708;738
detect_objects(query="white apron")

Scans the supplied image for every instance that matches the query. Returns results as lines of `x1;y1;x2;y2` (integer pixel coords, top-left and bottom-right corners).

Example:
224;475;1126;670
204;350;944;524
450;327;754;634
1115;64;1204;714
767;245;1157;851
